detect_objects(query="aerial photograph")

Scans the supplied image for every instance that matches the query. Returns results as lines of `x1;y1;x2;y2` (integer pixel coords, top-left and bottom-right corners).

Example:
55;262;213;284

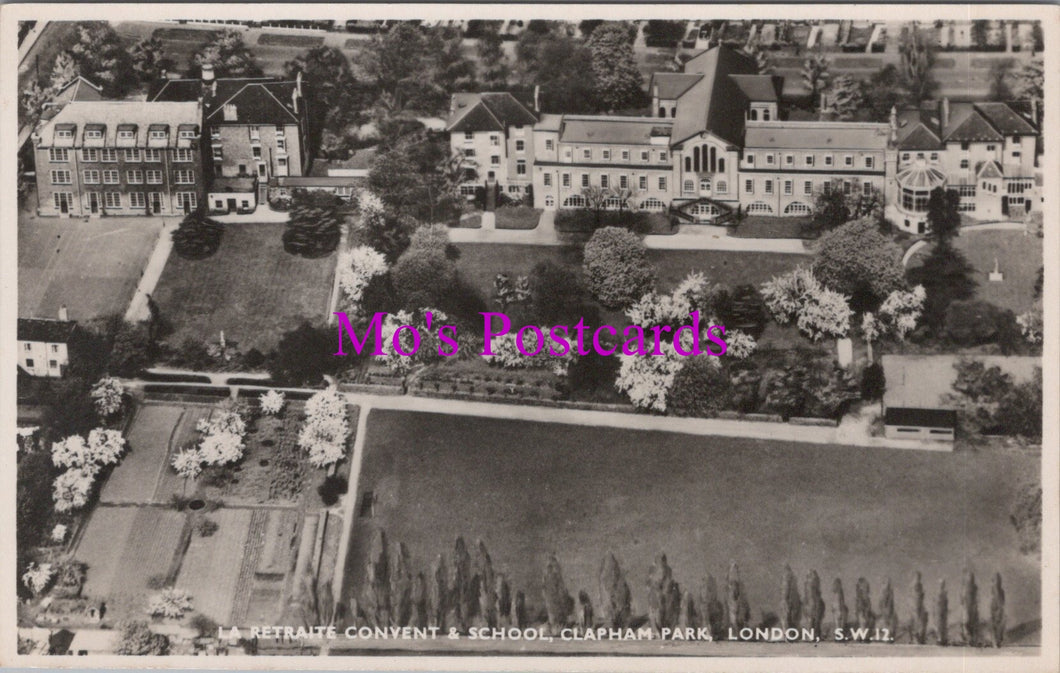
7;6;1050;667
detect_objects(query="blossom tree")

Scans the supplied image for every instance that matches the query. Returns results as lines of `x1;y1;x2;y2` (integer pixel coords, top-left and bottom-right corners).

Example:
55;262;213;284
876;285;926;340
90;376;125;420
52;468;95;512
482;330;573;375
376;308;450;377
1017;304;1043;345
51;436;98;475
198;431;245;466
86;428;127;467
171;448;203;495
196;410;246;438
724;330;757;359
299;389;350;468
614;340;687;412
762;268;852;341
259;389;287;416
22;563;56;596
338;245;389;313
148;588;193;619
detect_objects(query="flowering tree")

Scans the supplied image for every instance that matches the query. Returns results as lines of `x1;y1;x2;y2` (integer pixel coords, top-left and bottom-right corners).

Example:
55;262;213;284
198;431;245;466
52;436;98;475
1017;304;1043;344
724;330;757;359
259;389;286;416
877;285;926;340
615;338;688;413
90;376;125;419
338;245;389;312
625;272;712;327
148;588;193;619
86;428;127;467
299;389;350;468
762;267;821;324
52;468;95;512
482;330;573;375
376;308;450;376
196;411;246;438
171;448;203;495
51;524;68;544
762;268;851;341
22;563;56;596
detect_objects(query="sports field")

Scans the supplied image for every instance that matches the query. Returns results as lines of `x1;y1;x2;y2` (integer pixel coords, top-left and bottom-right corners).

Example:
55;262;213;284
18;215;162;320
343;410;1040;646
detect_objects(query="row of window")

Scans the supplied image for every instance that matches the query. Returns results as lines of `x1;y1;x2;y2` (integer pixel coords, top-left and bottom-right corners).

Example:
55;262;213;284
558;147;669;164
56;128;193;141
48;148;192;163
51;191;197;210
51;169;194;185
22;343;61;353
23;358;62;371
546;172;668;192
744;178;875;196
746;153;874;169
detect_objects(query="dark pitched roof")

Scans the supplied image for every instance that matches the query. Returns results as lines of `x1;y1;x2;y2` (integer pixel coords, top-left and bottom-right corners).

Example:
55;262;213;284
943;103;1004;143
884;407;956;429
446;92;537;133
52;76;104;103
18;318;77;343
975;102;1037;135
150;77;303;126
728;74;782;102
669;45;760;146
650;73;703;99
559;116;673;145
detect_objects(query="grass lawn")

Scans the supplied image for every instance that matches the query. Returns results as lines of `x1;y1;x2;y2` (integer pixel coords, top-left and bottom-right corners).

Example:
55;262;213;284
152;222;336;352
257;32;324;47
730;215;815;239
453;243;585;306
343;410;1040;645
494;206;542;230
18;215;162;321
175;508;256;623
647;249;808;291
100;403;187;504
75;506;188;622
907;229;1043;314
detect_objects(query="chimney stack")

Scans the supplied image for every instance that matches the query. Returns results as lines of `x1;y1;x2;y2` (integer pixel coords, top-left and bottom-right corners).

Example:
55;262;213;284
58;305;69;321
292;87;299;115
941;97;950;128
533;85;540;114
202;63;215;84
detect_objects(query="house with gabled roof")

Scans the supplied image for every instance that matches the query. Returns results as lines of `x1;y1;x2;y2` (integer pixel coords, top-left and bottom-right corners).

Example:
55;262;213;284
17;308;76;378
891;97;1039;230
149;64;309;212
446;92;538;199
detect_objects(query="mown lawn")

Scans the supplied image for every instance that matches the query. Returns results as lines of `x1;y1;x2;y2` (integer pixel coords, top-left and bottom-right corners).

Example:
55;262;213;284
494;206;542;230
343;410;1040;645
730;215;815;240
152;222;336;352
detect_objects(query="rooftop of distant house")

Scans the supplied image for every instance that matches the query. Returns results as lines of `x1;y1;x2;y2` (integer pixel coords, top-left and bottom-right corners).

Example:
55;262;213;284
33;101;200;148
446;92;538;133
882;354;1040;410
744;120;890;150
308;146;377;177
149;74;303;126
896;100;1038;150
17;318;77;343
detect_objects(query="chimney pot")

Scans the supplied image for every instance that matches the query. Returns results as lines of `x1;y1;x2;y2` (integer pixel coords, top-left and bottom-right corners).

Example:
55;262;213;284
202;63;215;83
941;97;951;128
58;305;69;321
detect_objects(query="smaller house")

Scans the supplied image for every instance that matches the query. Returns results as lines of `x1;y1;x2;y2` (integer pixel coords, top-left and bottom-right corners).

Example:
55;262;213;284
883;407;957;441
17;307;76;378
267;146;377;203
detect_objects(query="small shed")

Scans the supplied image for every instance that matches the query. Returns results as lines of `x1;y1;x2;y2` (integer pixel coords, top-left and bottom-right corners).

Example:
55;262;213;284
883;407;956;442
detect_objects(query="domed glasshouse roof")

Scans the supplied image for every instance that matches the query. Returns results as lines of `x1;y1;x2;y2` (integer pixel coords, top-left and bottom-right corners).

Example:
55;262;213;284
896;161;947;191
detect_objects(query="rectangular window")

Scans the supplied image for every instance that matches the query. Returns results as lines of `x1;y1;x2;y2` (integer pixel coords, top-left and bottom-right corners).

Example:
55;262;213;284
149;130;167;140
516;140;525;152
174;149;194;162
252;146;262;159
844;155;853;167
1010;137;1020;146
175;192;197;210
581;174;589;188
49;360;58;369
101;149;117;162
516;160;526;176
824;155;834;166
145;149;162;162
81;149;99;162
24;343;31;351
489;135;499;146
863;181;872;193
639;175;648;190
543;173;552;187
103;170;119;184
545;139;554;151
51;344;58;353
960;159;970;169
602;149;611;160
464;149;475;158
276;138;286;151
600;174;609;188
85;129;103;140
118;130;135;141
619;175;628;189
641;151;649;161
129;192;146;208
127;169;144;184
53;193;72;210
562;173;571;188
658;151;668;162
901;153;910;161
212;147;223;161
25;358;34;369
56;129;73;139
1012;151;1021;158
490;155;500;166
957;185;976;197
104;192;121;208
80;170;98;184
621;150;629;161
146;170;163;184
804;180;813;195
49;148;69;162
785;154;794;166
930;152;938;161
175;170;195;184
783;180;792;195
657;176;666;191
986;145;996;152
764;180;773;194
464;131;474;142
864;156;875;169
124;148;141;162
805;155;814;166
583;149;591;160
765;154;774;165
746;154;755;165
179;129;196;139
745;179;754;194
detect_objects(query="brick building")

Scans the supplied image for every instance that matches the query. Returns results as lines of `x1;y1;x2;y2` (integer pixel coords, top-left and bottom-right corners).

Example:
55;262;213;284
32;100;203;217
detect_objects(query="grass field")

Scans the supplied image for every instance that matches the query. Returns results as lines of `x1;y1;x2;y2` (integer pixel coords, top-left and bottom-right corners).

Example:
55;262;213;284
730;215;815;240
907;229;1043;314
76;506;188;621
100;403;186;504
152;222;336;352
343;410;1040;643
17;215;162;320
494;206;542;230
175;508;255;623
258;32;325;47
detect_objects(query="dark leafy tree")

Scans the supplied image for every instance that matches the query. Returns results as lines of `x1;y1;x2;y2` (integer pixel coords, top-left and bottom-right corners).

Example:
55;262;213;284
911;572;929;644
906;245;977;331
268;322;340;386
390;542;413;627
860;64;906;122
899;24;937;106
428;27;476;94
726;562;751;631
115;621;169;655
63;22;136;98
361;23;442;114
191;29;262;78
542;554;574;633
780;565;802;630
527;260;586;326
989;573;1005;648
283;191;343;257
587;23;644;111
860;362;886;401
878;579;897;640
171;212;224;259
832;578;849;637
284;47;366;156
987;60;1013;101
804;571;825;635
391;226;457;310
108;321;153;377
647;554;681;633
578;20;605;38
801;52;831;110
643;20;686;47
700;575;726;639
668;357;732;418
428;554;448;629
926;187;961;246
598;552;632;628
362;529;391;628
583;227;655;308
474;540;498;628
810;185;851;234
476;26;509;88
516;33;598;114
713;284;769;337
451;537;473;630
577;591;595;629
943;300;1019;351
813;217;906;312
960;569;979;646
936;580;949;645
16;451;56;587
130;37;173;82
854;578;875;630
